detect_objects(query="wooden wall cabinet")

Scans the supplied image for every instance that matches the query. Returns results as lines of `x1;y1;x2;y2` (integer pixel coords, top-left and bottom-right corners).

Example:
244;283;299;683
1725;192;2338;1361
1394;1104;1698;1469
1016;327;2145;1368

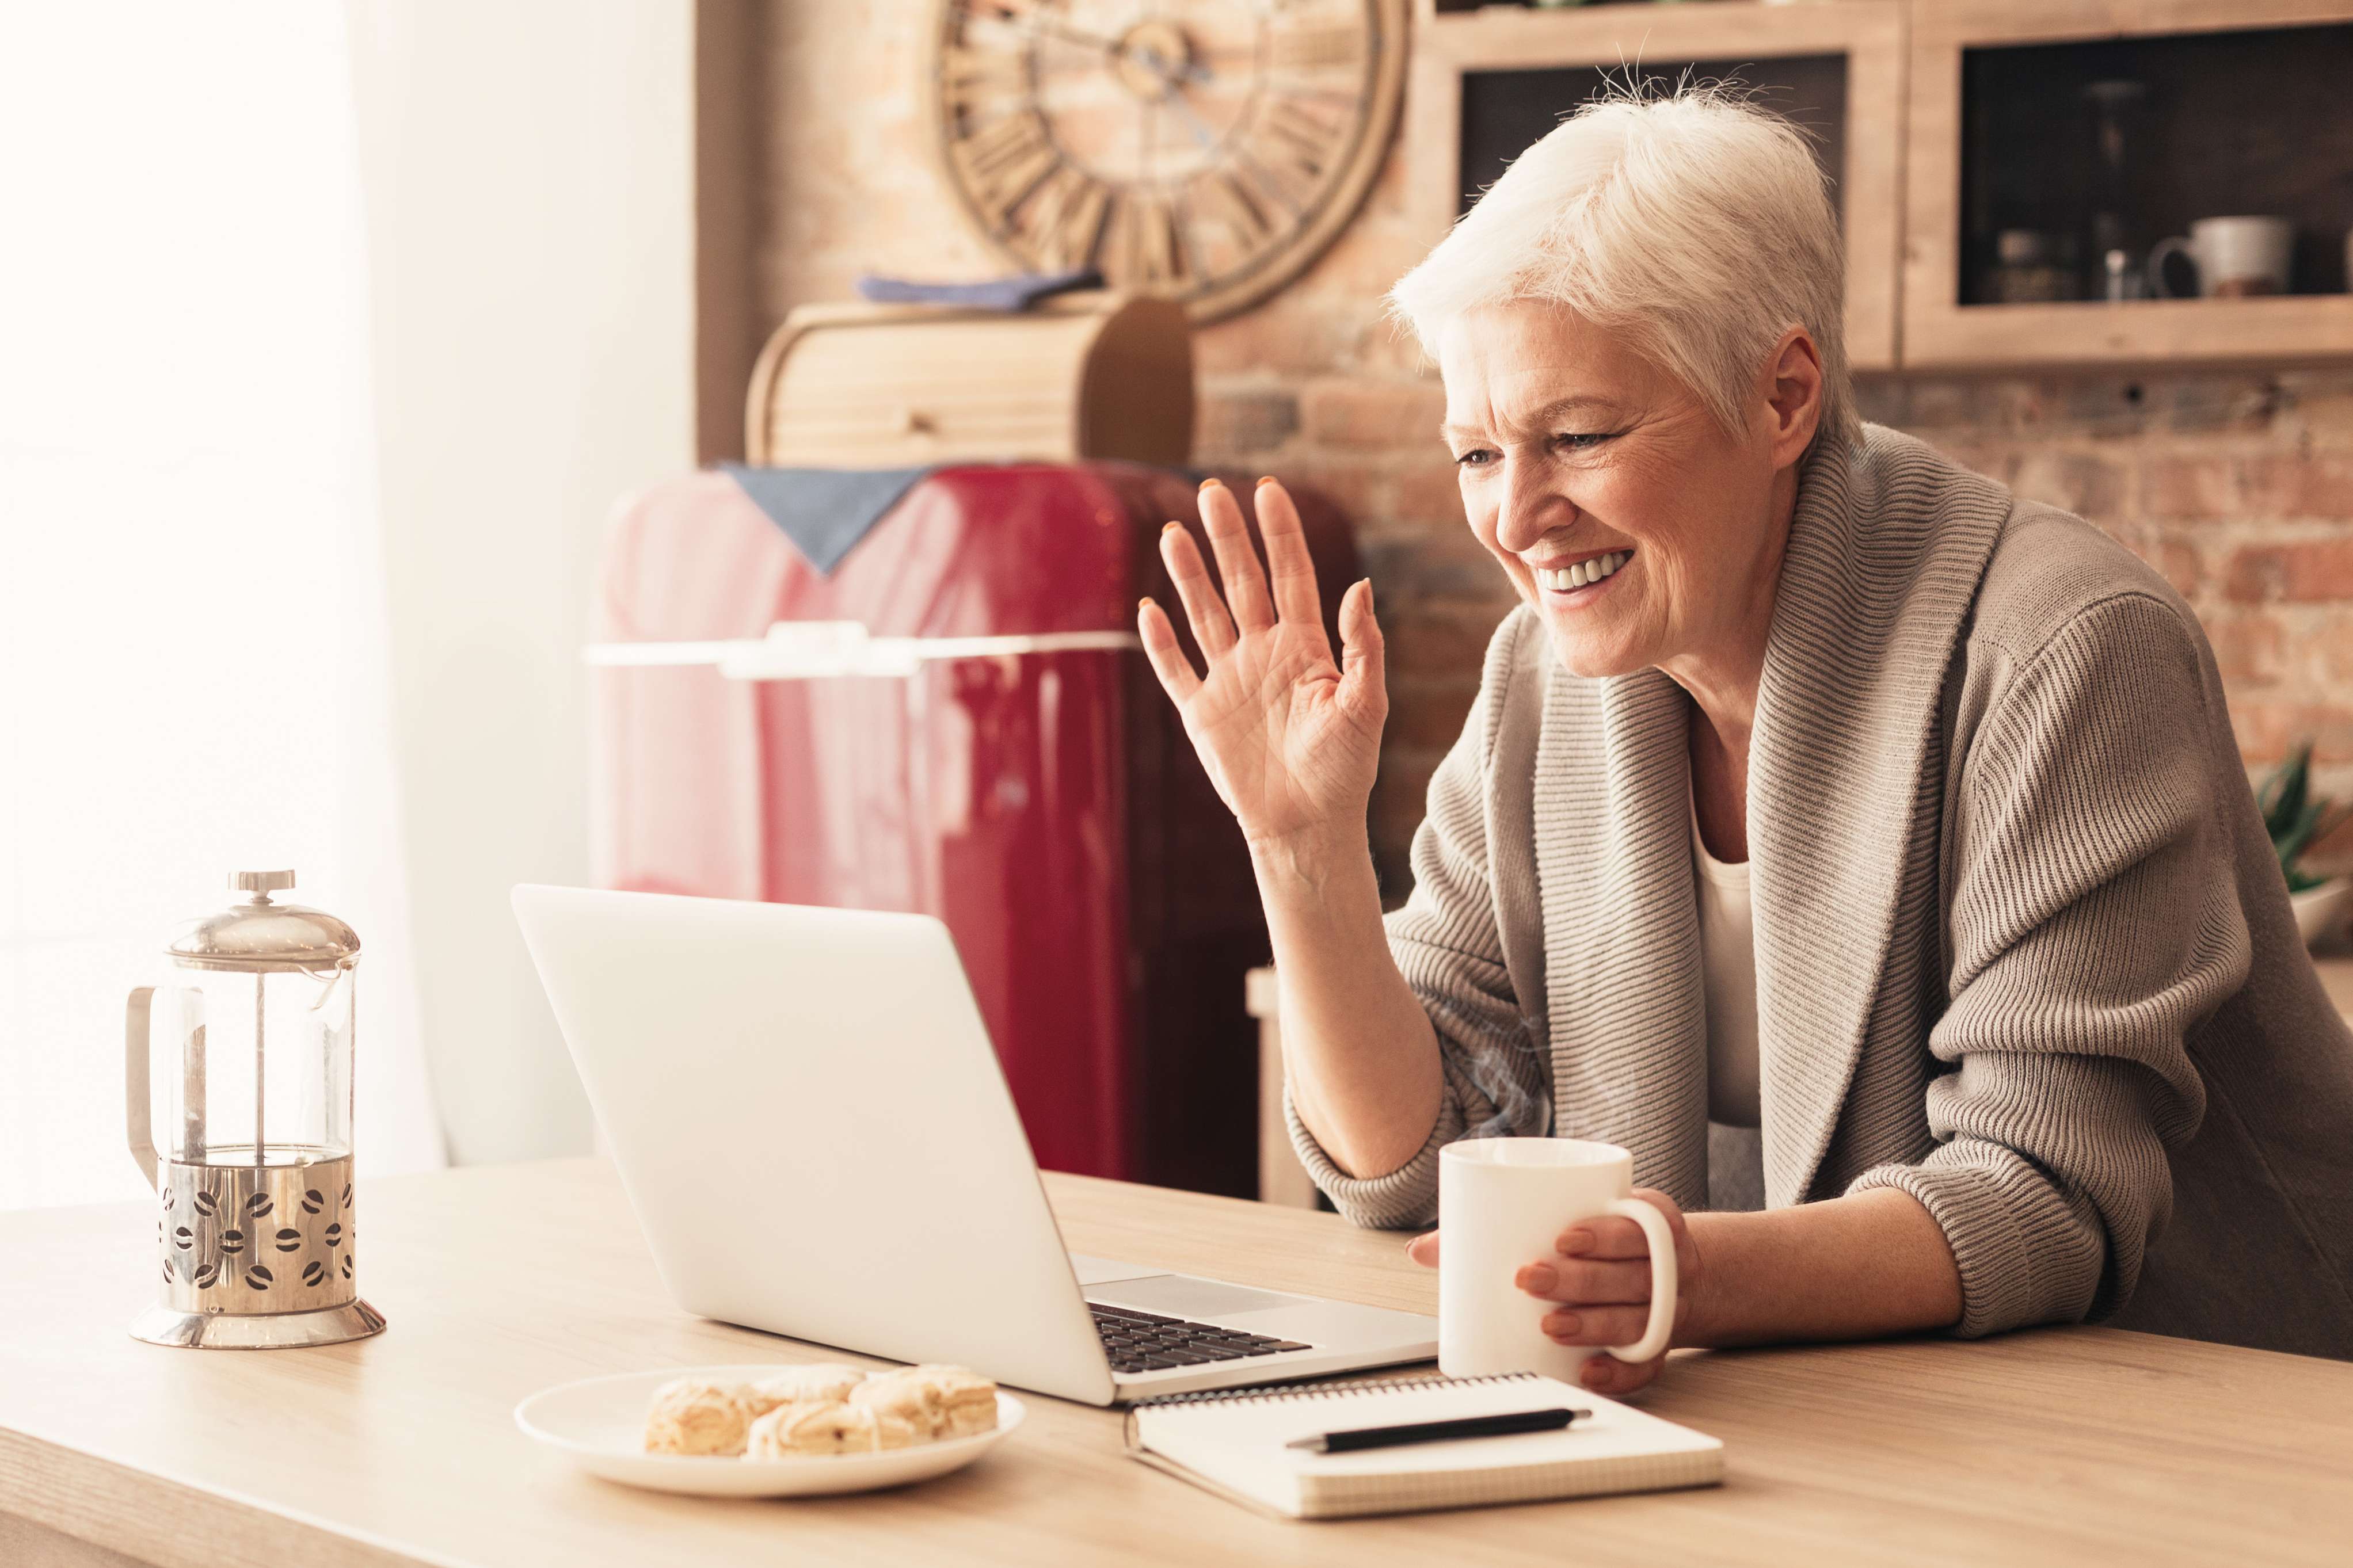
1407;0;2353;371
1904;0;2353;369
1406;1;1906;371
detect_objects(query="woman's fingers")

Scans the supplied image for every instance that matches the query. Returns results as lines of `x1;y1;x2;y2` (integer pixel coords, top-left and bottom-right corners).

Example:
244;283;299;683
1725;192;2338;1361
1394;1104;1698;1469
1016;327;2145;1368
1514;1256;1655;1305
1558;1191;1687;1261
1252;477;1324;634
1404;1230;1440;1269
1197;479;1276;635
1578;1350;1663;1397
1561;1216;1648;1260
1136;598;1201;704
1540;1305;1655;1348
1337;577;1385;723
1160;478;1326;655
1158;521;1236;662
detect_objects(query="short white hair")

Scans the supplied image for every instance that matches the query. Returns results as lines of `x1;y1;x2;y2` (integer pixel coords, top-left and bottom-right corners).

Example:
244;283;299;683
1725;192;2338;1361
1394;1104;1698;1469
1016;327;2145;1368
1389;83;1859;457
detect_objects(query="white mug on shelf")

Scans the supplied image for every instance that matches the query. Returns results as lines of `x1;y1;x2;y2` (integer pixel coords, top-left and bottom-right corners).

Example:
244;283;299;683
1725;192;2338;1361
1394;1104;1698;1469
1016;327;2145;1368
2148;216;2294;299
1437;1138;1678;1381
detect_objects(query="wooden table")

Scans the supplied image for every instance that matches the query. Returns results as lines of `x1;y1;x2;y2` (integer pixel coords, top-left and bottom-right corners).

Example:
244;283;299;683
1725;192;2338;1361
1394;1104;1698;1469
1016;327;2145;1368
3;1160;2348;1568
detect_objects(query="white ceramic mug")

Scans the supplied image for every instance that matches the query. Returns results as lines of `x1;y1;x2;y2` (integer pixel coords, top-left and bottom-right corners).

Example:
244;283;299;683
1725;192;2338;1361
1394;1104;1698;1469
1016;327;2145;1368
1437;1138;1677;1380
2149;216;2294;299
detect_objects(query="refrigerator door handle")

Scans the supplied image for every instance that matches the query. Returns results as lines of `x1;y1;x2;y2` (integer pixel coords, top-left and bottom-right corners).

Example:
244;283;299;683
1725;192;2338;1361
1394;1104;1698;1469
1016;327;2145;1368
584;623;1141;681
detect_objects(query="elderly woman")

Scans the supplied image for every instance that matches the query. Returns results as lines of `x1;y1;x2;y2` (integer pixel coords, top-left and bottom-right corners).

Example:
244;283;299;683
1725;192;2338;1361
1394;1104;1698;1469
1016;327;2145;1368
1138;89;2353;1393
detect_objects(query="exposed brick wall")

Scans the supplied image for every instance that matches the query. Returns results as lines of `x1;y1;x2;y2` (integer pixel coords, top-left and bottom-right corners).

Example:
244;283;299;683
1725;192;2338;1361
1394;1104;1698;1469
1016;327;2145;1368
1860;373;2353;800
752;9;2353;901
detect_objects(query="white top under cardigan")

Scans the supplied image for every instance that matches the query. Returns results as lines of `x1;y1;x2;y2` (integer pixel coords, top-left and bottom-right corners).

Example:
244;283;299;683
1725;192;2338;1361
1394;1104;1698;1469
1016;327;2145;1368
1692;790;1761;1129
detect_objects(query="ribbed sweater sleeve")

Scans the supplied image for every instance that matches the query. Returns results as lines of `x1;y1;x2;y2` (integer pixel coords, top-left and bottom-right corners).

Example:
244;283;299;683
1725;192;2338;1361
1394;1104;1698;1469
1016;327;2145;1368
1849;592;2248;1336
1285;612;1547;1229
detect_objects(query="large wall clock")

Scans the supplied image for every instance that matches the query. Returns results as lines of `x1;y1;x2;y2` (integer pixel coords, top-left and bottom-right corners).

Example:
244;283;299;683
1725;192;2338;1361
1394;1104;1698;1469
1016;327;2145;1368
928;1;1411;324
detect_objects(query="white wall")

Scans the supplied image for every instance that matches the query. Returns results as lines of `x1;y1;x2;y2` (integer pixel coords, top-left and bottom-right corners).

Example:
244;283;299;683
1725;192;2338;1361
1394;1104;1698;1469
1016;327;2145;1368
345;2;696;1162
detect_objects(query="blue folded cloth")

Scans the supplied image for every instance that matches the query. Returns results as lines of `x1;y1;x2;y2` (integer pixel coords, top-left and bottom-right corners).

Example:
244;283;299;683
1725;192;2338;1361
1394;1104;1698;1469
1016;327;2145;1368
722;463;942;575
853;266;1105;312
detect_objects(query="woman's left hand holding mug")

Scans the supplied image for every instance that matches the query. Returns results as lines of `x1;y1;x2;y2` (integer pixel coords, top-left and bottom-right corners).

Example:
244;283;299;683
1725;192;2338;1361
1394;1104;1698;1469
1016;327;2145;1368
1406;1187;1705;1396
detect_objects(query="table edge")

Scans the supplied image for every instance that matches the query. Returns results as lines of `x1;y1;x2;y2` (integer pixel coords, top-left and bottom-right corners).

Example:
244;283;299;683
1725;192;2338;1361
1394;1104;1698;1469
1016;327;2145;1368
0;1424;456;1568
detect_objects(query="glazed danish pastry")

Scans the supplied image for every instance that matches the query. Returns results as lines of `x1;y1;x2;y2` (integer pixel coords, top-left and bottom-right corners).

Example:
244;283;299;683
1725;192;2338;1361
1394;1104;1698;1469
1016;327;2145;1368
744;1399;919;1458
748;1363;867;1413
641;1377;760;1456
640;1363;998;1458
849;1364;999;1439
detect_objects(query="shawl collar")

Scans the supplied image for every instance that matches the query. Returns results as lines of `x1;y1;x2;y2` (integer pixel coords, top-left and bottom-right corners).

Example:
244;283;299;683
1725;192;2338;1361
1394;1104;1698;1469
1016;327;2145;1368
1525;428;2009;1212
1748;429;2011;1205
1532;659;1710;1210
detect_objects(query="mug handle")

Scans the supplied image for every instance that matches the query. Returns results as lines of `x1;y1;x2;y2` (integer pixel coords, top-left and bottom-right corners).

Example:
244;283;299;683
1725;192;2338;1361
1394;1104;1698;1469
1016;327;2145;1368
2147;236;2196;299
1602;1196;1678;1363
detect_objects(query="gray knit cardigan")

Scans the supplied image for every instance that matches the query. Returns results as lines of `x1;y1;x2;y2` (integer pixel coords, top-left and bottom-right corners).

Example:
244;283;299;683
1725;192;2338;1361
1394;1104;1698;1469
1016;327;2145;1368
1289;424;2353;1360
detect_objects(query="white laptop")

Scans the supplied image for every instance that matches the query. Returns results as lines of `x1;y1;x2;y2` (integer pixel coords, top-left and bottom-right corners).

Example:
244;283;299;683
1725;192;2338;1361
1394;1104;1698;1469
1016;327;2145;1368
511;886;1437;1406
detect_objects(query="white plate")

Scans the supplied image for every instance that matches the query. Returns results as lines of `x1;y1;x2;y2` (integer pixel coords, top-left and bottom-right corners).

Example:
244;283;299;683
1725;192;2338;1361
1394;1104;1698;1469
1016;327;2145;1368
514;1364;1026;1498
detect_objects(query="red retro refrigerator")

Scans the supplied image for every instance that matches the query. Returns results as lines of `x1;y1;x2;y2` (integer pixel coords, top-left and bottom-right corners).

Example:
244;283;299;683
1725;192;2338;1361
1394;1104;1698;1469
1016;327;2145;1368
590;462;1356;1197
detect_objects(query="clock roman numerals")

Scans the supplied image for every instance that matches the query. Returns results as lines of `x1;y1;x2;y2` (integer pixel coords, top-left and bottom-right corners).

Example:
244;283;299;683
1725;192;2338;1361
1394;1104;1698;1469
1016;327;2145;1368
1019;163;1111;268
1266;22;1367;74
941;45;1030;109
1187;167;1281;249
951;110;1060;216
1261;98;1345;174
1106;190;1185;284
1238;97;1347;208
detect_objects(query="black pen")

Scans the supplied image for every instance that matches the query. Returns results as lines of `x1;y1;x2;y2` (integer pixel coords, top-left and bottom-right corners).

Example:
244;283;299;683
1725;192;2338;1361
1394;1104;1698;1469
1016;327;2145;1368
1284;1406;1589;1454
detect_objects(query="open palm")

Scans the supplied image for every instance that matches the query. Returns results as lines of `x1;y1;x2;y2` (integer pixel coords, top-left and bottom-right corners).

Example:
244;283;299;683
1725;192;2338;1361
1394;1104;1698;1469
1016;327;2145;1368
1137;479;1386;849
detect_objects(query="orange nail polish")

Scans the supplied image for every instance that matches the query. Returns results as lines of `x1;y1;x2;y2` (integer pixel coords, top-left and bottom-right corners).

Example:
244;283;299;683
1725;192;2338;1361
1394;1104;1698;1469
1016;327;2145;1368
1198;477;1223;491
1257;475;1276;487
1162;520;1182;532
1137;597;1152;611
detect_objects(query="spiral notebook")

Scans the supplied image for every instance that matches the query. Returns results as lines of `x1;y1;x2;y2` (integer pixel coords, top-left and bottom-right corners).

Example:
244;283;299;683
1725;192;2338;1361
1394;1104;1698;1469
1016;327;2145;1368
1124;1372;1722;1520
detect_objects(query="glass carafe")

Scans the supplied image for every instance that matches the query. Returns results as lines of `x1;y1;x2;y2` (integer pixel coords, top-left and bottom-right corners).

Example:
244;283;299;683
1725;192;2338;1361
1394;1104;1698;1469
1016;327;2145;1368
125;871;385;1348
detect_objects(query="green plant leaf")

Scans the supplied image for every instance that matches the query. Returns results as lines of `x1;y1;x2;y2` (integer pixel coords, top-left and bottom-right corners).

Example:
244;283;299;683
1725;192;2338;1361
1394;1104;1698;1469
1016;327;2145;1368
2259;744;2313;842
2264;742;2343;889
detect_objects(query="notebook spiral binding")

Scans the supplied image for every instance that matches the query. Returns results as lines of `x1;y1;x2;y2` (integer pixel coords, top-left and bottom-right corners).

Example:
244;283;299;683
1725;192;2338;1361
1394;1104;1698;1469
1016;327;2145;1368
1133;1371;1539;1410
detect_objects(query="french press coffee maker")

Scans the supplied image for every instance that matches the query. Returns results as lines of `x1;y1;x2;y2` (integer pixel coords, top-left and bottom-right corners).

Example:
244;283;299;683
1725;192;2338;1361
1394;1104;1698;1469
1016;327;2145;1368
125;871;385;1348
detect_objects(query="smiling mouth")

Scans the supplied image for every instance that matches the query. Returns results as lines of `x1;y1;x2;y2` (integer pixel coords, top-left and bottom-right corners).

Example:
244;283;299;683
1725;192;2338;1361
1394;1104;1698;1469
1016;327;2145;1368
1532;551;1631;594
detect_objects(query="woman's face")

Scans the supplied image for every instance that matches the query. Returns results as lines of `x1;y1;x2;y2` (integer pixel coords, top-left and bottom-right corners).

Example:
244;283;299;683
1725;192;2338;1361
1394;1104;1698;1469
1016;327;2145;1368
1437;301;1793;682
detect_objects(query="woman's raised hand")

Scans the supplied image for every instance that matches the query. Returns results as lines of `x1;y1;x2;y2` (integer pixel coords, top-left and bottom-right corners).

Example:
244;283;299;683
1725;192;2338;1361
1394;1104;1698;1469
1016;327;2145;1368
1137;478;1386;853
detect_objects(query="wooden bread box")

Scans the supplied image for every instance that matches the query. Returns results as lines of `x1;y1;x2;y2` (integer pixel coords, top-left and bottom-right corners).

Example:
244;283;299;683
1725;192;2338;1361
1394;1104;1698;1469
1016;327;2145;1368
743;291;1194;468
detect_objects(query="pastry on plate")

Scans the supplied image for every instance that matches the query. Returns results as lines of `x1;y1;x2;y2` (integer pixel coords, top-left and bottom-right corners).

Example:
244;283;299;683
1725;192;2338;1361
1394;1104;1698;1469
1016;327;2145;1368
850;1364;999;1440
748;1363;867;1414
642;1377;760;1456
745;1399;918;1458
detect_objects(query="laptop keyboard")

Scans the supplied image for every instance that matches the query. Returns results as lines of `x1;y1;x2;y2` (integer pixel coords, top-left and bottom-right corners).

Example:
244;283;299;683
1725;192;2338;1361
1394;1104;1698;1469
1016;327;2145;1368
1091;1303;1312;1375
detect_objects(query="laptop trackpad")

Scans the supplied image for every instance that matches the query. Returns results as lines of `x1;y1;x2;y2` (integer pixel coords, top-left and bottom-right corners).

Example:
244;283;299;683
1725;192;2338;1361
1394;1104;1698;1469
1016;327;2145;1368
1086;1274;1296;1319
1069;1254;1170;1287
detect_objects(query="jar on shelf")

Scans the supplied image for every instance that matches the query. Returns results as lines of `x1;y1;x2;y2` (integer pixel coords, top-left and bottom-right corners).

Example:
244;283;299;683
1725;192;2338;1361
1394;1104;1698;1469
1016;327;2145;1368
1985;228;2076;304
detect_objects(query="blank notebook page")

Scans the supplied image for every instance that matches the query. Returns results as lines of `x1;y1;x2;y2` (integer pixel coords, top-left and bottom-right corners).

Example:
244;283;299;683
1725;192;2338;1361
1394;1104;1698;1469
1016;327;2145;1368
1125;1371;1723;1520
